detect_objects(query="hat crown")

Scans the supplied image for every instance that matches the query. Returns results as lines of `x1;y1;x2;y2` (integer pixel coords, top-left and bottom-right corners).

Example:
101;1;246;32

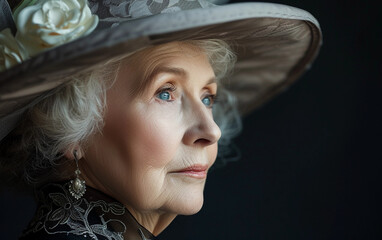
3;0;215;32
84;0;214;29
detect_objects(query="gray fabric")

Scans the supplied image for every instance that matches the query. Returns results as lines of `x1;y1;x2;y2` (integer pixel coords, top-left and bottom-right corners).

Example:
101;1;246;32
0;0;16;33
0;104;24;144
86;0;214;29
0;86;59;143
0;1;322;142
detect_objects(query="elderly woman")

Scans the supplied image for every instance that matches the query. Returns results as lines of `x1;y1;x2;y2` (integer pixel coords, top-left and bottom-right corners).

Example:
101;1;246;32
0;0;321;239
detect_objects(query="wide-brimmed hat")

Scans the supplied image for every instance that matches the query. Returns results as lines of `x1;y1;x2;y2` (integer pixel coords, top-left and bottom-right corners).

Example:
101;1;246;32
0;0;322;142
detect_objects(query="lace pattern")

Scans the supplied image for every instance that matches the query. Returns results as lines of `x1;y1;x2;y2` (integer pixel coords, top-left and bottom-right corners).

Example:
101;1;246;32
21;183;154;240
87;0;213;28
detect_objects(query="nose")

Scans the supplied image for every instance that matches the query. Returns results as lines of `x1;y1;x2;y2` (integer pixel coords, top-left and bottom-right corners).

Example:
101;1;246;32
182;100;221;147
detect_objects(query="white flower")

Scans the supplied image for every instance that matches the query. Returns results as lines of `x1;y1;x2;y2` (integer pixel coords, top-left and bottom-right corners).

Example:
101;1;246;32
14;0;99;56
0;28;29;71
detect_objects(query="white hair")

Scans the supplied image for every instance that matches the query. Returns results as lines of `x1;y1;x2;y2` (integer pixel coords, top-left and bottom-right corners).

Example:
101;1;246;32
0;39;242;189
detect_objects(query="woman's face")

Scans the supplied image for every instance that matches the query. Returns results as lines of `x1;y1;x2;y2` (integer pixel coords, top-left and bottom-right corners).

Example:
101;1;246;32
82;42;221;219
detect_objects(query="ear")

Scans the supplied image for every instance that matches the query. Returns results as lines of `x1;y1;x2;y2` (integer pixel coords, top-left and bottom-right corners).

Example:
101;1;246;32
64;144;83;160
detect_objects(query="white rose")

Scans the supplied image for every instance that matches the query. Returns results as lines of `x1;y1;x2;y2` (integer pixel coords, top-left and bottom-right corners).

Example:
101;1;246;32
14;0;99;56
0;28;29;71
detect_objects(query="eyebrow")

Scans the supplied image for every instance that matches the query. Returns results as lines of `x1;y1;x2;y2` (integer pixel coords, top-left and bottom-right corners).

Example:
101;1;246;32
153;66;187;78
149;66;217;84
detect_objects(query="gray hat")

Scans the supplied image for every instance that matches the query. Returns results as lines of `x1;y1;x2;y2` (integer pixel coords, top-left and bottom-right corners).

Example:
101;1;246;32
0;0;322;142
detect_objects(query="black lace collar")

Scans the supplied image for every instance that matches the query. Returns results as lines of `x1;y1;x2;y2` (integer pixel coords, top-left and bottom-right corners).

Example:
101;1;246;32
21;182;155;240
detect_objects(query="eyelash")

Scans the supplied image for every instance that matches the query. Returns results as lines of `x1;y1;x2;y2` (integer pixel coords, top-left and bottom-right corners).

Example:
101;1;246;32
202;94;217;108
155;85;217;108
155;85;177;102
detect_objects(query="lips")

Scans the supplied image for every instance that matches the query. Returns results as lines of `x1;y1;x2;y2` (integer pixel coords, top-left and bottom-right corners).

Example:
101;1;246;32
170;164;209;179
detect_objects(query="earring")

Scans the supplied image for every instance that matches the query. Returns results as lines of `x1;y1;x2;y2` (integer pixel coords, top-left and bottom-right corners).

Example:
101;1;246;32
68;150;86;200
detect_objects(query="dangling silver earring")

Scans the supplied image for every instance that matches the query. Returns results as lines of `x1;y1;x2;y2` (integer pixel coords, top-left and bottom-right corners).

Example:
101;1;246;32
68;150;86;200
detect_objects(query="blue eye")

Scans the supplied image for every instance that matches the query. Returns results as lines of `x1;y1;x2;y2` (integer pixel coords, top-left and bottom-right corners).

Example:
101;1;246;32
157;91;171;101
202;97;211;106
156;85;176;102
202;95;215;108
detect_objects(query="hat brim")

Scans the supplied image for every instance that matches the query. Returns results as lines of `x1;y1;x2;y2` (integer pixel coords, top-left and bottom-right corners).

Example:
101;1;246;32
0;2;321;140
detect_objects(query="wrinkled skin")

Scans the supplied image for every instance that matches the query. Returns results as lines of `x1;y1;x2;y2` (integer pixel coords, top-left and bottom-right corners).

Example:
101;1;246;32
78;42;221;235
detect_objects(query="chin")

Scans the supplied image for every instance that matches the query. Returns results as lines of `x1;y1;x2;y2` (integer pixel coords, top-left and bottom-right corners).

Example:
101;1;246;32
170;189;205;215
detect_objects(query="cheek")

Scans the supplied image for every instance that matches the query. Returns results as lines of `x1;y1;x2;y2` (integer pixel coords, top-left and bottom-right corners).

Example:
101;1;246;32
133;118;177;168
108;102;183;169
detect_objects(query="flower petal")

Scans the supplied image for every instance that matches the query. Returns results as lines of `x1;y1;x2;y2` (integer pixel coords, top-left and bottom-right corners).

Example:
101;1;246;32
0;28;29;71
15;0;99;56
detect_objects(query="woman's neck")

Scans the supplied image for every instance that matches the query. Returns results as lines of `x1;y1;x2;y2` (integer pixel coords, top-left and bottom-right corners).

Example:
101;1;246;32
126;206;177;236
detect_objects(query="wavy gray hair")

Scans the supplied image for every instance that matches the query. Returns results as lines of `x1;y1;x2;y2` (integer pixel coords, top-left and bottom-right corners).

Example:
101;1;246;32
0;39;241;190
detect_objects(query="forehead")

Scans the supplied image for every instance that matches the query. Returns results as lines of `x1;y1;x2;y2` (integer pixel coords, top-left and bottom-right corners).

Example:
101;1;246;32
116;42;212;95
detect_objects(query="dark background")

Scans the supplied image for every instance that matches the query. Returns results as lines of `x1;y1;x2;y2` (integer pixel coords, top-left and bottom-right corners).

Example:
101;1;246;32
1;0;381;239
